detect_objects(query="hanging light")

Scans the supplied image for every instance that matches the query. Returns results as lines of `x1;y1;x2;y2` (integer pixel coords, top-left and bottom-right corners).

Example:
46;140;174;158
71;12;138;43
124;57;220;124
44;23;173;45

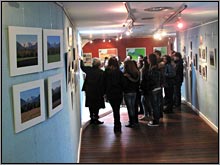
176;13;184;29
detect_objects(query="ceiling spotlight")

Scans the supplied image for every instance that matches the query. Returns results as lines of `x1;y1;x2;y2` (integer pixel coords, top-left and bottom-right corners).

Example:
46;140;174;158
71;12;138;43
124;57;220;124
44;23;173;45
103;39;106;42
126;30;131;36
177;21;183;29
90;40;93;44
108;39;111;42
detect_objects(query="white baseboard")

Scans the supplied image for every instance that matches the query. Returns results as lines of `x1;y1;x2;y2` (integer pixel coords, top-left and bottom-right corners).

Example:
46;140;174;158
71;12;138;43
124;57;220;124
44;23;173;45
77;109;113;162
181;99;218;133
77;127;83;163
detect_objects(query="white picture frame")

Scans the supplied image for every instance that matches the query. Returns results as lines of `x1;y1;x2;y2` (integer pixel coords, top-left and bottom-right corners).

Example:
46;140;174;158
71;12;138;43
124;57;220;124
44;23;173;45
8;26;43;76
209;48;216;69
12;79;45;133
43;29;64;70
48;73;64;118
67;27;73;47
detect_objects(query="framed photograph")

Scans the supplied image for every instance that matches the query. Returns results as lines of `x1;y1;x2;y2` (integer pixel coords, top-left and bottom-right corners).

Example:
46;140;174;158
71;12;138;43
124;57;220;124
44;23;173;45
127;47;146;60
199;65;202;75
199;48;201;59
209;48;216;68
202;48;207;62
153;47;167;56
190;41;192;50
64;51;72;90
48;74;64;118
99;48;118;62
67;27;73;47
43;29;63;70
12;79;45;133
194;53;198;70
8;26;43;76
202;65;207;80
83;53;92;66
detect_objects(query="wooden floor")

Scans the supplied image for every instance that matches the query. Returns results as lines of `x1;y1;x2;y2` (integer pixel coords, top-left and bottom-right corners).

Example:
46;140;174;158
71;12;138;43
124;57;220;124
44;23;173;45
79;104;219;163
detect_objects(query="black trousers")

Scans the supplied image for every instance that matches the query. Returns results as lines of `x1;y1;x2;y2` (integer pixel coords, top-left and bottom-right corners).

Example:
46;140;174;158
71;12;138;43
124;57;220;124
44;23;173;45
89;106;99;121
173;84;182;106
164;86;174;111
108;97;123;127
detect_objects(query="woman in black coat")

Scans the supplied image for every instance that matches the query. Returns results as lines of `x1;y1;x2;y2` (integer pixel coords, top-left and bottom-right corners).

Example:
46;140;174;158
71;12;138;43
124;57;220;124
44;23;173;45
80;58;105;125
104;56;124;133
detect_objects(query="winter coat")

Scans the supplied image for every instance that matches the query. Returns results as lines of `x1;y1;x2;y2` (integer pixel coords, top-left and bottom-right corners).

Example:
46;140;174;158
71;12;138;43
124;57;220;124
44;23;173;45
104;68;124;100
80;60;105;109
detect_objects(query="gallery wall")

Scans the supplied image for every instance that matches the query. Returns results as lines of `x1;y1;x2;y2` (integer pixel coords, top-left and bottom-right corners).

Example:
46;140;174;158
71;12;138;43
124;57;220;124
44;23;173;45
83;37;175;60
177;20;218;129
2;2;81;163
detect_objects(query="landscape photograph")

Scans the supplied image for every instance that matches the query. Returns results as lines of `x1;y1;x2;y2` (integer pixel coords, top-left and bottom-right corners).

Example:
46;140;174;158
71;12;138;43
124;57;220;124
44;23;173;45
47;36;61;63
20;87;41;123
126;48;146;60
16;34;38;68
52;80;61;109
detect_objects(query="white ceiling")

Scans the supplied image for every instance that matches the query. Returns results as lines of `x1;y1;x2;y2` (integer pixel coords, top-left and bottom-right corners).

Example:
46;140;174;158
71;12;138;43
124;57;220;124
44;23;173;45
59;1;218;40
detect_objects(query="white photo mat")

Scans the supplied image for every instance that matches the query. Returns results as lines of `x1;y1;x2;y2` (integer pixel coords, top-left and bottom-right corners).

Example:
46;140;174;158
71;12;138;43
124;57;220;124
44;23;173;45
43;29;64;70
12;79;45;133
8;26;43;76
48;73;64;118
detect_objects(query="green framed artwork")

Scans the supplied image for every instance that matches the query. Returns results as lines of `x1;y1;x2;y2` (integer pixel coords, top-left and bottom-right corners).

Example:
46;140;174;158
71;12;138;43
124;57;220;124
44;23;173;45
153;46;167;56
126;47;146;60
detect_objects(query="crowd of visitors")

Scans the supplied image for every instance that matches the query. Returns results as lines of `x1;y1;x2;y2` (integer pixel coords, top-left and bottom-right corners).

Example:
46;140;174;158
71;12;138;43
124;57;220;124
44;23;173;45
80;50;184;133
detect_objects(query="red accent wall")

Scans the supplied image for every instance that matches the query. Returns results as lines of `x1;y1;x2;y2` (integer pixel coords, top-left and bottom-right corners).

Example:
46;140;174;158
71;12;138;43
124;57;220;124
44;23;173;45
83;37;175;61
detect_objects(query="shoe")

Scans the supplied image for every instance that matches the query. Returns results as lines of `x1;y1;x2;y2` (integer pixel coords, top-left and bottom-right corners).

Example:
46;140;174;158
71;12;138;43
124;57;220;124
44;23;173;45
114;126;121;133
94;120;104;125
148;121;159;127
139;116;147;120
125;124;134;128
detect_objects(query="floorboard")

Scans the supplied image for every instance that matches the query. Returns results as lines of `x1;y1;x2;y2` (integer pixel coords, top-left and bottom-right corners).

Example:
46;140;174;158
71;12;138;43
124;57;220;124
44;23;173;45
80;103;219;163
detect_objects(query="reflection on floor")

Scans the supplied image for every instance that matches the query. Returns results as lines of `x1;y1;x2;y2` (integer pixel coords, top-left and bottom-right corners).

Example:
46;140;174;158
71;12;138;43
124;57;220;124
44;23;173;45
80;104;218;163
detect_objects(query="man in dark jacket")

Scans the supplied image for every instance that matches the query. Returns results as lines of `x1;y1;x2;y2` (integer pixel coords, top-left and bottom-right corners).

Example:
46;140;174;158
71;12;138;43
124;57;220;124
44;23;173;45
173;52;184;108
80;58;105;125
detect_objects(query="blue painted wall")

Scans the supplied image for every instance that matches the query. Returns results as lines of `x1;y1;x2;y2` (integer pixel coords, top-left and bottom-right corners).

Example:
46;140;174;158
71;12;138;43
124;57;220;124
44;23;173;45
2;2;81;163
178;21;218;127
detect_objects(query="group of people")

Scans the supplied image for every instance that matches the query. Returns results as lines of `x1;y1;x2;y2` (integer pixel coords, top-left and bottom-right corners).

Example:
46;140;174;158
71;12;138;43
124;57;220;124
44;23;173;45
80;50;183;133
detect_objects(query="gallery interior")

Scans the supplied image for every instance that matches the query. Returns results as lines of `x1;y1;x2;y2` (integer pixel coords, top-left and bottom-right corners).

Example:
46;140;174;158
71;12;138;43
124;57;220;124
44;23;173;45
1;1;219;163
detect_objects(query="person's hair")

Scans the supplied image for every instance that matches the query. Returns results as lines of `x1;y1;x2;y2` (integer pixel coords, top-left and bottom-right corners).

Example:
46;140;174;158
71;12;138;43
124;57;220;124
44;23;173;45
138;55;143;59
164;55;172;64
92;58;101;68
149;53;158;66
174;52;182;59
107;56;119;70
142;56;149;73
124;60;139;78
154;50;161;57
127;55;132;60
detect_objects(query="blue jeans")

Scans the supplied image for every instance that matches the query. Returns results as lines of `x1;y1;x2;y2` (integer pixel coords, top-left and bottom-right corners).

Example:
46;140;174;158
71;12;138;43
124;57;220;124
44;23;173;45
124;93;137;124
150;90;161;123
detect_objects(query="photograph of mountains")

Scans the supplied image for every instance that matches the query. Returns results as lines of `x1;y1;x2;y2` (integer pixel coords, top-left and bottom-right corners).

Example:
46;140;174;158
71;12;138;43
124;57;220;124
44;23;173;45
47;36;61;63
52;80;61;109
20;87;41;123
16;34;38;68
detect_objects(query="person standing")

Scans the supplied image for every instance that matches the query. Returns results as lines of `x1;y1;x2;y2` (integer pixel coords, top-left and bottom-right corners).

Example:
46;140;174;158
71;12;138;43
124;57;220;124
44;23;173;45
80;57;105;125
163;55;176;113
173;52;184;108
147;54;162;126
123;60;140;128
140;56;152;120
104;57;124;133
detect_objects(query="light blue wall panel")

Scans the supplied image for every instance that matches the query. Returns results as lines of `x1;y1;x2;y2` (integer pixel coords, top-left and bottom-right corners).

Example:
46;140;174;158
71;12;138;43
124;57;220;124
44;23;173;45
178;21;218;127
2;2;81;163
